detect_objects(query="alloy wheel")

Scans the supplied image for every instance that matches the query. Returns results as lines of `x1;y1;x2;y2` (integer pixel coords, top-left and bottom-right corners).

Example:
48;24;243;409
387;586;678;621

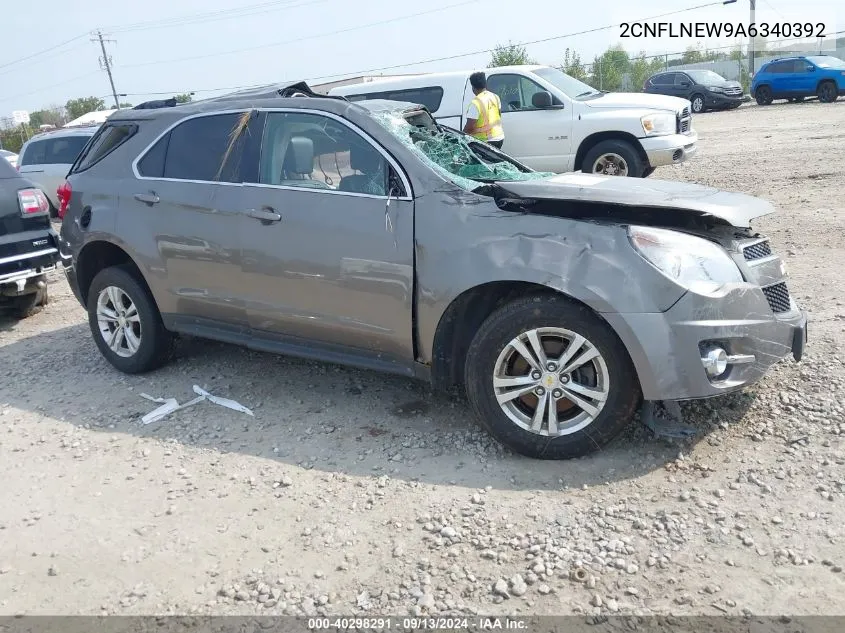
492;327;610;437
96;286;142;358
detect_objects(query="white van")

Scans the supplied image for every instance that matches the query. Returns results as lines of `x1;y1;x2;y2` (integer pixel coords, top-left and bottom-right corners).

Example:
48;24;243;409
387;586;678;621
329;65;698;178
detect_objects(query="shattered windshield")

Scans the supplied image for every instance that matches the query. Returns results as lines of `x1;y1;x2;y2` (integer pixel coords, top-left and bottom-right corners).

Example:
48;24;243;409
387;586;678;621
370;107;554;192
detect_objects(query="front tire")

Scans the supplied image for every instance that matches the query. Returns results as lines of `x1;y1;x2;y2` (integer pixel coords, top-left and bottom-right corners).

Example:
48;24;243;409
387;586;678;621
690;93;705;113
87;266;174;374
755;85;773;105
463;295;641;460
818;81;838;104
582;139;643;178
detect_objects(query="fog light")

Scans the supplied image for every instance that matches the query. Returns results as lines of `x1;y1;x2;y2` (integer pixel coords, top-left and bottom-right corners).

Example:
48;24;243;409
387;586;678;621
702;347;728;377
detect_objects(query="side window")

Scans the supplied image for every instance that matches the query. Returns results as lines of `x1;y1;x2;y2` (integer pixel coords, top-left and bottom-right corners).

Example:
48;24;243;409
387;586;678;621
674;74;690;86
486;74;521;111
45;136;90;164
768;61;791;74
72;124;137;173
162;112;248;183
487;74;553;112
256;112;389;197
137;134;169;178
20;140;47;166
346;88;444;112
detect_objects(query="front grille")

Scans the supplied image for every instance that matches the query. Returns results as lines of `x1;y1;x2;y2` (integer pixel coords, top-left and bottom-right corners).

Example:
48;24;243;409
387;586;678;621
681;107;690;118
725;87;742;96
743;240;772;261
762;282;791;313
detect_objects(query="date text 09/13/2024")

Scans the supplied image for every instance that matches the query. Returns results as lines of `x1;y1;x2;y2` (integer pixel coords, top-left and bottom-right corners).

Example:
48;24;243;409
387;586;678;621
307;617;528;630
620;21;827;39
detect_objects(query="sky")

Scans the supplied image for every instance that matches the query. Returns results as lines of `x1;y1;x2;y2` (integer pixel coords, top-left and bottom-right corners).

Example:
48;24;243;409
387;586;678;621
1;0;841;115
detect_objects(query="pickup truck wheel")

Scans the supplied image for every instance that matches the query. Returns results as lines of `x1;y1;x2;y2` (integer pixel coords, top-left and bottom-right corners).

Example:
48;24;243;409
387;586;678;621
690;93;705;113
582;140;643;178
464;295;641;460
755;85;773;105
87;266;174;374
818;81;838;103
8;285;48;319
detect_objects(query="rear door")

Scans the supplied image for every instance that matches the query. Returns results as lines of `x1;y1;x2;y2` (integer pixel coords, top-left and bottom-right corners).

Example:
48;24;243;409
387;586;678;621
646;73;675;96
484;72;574;172
767;61;793;95
124;111;254;327
236;109;416;370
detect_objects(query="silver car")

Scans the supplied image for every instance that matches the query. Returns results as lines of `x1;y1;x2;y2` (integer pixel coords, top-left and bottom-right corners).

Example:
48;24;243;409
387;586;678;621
18;126;98;214
59;82;807;460
0;149;18;169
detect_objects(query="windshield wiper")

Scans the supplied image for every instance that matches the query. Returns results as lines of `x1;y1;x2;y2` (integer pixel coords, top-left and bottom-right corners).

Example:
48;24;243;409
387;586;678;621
575;90;599;98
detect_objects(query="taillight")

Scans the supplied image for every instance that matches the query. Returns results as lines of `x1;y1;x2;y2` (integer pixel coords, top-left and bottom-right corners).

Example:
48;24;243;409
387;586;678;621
18;188;50;216
57;180;72;219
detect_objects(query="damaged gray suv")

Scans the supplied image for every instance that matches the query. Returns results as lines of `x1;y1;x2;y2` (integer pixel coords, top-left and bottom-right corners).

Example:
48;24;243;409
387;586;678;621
58;82;807;460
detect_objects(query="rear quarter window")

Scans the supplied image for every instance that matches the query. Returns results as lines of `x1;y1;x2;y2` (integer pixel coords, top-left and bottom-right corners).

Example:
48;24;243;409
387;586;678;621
347;86;444;112
72;124;138;173
20;140;47;166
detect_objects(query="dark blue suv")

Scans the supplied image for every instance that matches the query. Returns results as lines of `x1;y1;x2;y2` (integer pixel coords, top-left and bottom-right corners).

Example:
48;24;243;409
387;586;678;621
752;55;845;105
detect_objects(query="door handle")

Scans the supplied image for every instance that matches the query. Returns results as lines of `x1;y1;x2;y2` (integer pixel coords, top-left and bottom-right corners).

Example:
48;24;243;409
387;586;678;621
246;208;282;223
134;192;160;205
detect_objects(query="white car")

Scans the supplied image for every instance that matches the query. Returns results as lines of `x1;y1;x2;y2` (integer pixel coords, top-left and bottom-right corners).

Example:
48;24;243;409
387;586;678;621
330;65;698;178
17;125;99;214
0;149;17;169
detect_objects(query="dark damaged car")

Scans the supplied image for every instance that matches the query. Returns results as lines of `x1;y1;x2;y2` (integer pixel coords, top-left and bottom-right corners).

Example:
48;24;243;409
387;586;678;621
57;82;807;460
0;155;58;318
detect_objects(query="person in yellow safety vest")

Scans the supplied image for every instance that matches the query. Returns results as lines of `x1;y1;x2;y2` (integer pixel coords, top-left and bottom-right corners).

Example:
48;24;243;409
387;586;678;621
462;71;505;149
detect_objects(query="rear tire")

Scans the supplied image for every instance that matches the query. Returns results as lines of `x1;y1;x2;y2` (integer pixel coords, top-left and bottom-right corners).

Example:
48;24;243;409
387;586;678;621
818;81;838;104
582;139;644;178
755;85;773;105
87;265;174;374
463;294;641;460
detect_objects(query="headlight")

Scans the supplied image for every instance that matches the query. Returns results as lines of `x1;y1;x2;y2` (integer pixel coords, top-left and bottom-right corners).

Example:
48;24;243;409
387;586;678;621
708;86;724;93
628;226;743;294
640;112;675;136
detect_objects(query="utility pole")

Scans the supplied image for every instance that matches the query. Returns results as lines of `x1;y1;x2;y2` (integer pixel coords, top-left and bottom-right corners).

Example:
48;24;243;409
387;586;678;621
747;0;756;82
92;30;120;109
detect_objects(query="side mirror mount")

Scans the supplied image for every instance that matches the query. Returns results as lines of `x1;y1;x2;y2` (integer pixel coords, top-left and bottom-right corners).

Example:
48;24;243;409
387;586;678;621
680;81;691;87
531;91;554;109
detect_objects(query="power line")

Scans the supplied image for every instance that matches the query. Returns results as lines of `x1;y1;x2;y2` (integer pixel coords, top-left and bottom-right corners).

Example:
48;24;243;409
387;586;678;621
108;0;330;33
121;0;483;69
0;71;102;105
0;33;88;72
120;28;845;99
304;0;743;82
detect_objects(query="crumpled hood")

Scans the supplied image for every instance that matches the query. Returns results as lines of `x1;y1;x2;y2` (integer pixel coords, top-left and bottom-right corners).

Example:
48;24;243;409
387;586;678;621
584;92;689;112
495;173;775;228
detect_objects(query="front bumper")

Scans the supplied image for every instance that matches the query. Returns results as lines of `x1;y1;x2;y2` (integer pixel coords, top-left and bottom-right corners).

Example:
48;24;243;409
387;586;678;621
641;131;698;168
706;92;744;108
603;284;807;401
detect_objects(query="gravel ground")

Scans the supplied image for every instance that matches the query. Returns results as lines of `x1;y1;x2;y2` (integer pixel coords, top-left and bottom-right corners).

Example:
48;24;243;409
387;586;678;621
1;100;844;618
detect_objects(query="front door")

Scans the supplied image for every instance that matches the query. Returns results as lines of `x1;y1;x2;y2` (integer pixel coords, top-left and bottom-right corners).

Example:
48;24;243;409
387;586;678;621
238;110;415;370
483;73;574;172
